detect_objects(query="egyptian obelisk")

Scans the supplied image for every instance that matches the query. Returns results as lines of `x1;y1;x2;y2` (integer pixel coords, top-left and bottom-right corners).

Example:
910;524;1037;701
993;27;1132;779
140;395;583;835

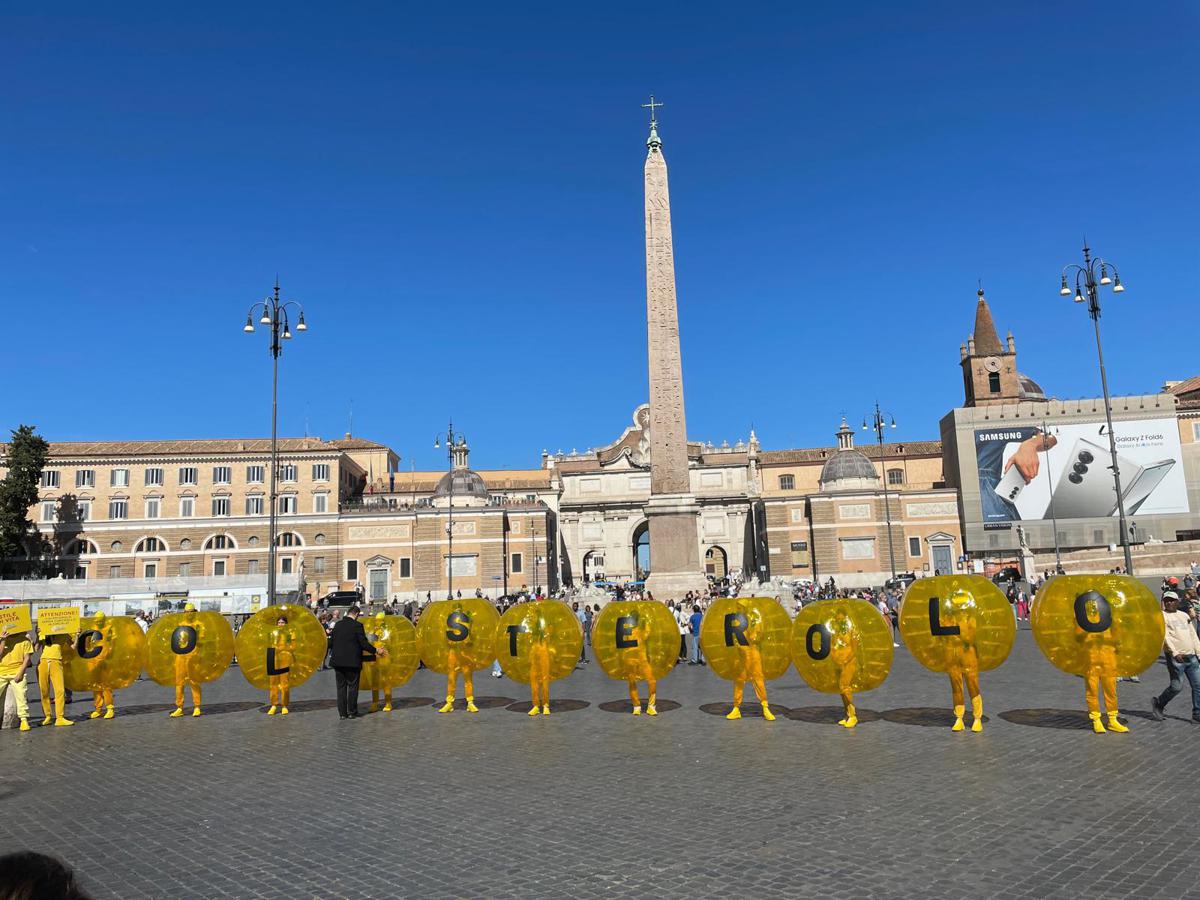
641;98;706;600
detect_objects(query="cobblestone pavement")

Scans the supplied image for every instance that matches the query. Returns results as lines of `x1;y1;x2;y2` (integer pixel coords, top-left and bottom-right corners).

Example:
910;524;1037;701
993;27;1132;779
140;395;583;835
2;624;1198;899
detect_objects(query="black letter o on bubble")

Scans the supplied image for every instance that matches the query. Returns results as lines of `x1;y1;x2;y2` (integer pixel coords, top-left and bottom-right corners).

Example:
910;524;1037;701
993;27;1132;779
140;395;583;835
1073;590;1112;633
805;624;831;660
171;625;198;654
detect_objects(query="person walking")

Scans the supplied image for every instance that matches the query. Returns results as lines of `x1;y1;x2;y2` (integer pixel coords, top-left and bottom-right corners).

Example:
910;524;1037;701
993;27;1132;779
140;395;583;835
688;604;705;665
1151;591;1200;723
329;606;375;720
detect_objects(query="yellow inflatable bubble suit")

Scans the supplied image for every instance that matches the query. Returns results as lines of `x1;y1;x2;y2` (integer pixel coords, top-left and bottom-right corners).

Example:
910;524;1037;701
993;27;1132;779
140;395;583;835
791;599;893;694
592;600;678;684
1031;574;1164;678
899;575;1015;674
699;597;792;684
64;615;147;693
494;600;582;684
416;598;501;674
145;609;235;687
234;604;327;691
361;613;420;691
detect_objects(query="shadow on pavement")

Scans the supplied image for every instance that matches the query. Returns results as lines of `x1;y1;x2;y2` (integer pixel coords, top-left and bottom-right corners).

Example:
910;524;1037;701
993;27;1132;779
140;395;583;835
109;701;263;718
698;702;791;719
505;699;591;714
785;705;882;725
880;707;963;728
428;696;516;711
1000;708;1153;729
597;699;683;714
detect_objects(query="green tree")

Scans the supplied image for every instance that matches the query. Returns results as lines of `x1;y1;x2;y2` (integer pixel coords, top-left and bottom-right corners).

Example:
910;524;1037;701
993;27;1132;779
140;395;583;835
0;425;50;577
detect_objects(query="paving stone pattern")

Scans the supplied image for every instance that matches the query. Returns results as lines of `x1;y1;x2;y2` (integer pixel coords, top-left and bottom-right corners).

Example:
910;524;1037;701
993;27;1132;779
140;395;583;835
1;625;1198;899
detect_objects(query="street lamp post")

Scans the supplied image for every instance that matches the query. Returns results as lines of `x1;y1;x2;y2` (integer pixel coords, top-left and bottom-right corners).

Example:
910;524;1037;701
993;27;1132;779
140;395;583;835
1060;243;1133;574
531;518;539;597
243;281;307;606
433;420;466;600
1041;417;1063;575
863;403;898;581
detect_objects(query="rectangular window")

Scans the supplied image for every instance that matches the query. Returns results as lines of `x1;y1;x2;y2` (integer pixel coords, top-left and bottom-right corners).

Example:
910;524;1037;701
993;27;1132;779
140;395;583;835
1093;528;1106;544
281;557;294;575
247;559;260;575
400;558;411;578
246;496;264;516
179;466;198;485
988;372;1001;393
76;469;95;488
109;565;122;578
280;464;298;482
145;498;160;519
346;559;359;581
790;541;808;552
778;474;795;490
313;493;328;513
246;465;265;484
212;497;231;516
178;562;191;577
213;559;227;576
110;469;130;487
888;469;905;485
279;495;297;514
109;499;128;520
41;501;56;522
144;467;164;486
909;536;922;557
77;500;90;522
313;557;326;574
213;466;232;484
312;464;330;482
41;470;60;488
1194;422;1200;441
511;552;523;574
179;497;194;517
143;562;158;579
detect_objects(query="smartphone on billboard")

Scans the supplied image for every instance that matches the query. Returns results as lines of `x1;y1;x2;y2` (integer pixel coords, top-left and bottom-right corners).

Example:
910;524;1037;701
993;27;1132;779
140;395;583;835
1122;459;1175;515
1050;438;1143;519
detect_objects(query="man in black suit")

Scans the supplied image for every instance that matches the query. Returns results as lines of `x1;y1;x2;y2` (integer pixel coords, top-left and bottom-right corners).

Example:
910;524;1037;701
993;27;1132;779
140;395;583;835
329;606;375;719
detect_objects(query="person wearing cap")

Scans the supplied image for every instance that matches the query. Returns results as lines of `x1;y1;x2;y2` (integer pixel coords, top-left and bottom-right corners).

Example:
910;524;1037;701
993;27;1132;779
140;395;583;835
0;625;33;732
1151;590;1200;723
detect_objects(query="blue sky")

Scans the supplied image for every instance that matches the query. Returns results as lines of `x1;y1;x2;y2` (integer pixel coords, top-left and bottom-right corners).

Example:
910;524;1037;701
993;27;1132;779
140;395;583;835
2;3;1196;470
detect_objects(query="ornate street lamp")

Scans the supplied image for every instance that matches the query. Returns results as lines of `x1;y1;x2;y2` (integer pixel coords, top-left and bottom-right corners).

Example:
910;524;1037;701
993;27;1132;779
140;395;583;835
1060;243;1132;574
433;420;466;599
243;281;308;605
863;403;898;580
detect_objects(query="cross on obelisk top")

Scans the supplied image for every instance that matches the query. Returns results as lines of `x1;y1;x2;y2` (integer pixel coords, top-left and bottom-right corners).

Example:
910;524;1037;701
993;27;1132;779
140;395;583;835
642;94;663;126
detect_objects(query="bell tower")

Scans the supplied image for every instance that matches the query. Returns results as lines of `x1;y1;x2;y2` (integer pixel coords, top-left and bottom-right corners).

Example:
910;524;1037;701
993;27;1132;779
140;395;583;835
960;286;1020;407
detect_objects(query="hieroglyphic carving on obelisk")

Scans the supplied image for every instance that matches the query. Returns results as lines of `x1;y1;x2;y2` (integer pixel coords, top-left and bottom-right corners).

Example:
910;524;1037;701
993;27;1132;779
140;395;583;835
641;97;705;598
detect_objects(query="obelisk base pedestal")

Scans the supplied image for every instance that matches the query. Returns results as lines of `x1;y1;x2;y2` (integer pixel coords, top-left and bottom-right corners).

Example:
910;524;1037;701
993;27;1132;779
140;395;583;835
644;494;708;601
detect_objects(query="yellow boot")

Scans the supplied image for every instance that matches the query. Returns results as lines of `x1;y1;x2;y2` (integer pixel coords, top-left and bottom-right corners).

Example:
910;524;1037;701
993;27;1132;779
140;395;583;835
382;703;392;712
726;706;742;720
54;717;74;727
647;703;657;717
527;705;540;716
541;705;551;716
103;706;115;719
89;708;103;719
280;707;289;716
192;707;202;717
971;697;984;733
761;703;776;722
840;703;857;728
1107;713;1128;733
368;702;378;714
632;705;642;715
438;698;454;714
1090;711;1106;733
267;705;278;716
41;716;52;727
19;719;30;732
466;699;479;713
170;707;184;718
952;705;965;731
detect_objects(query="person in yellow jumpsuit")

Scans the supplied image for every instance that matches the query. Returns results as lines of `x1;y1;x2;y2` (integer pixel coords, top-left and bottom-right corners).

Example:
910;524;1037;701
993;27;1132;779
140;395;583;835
1078;595;1127;734
170;605;204;718
623;616;658;717
527;612;553;717
830;610;860;729
439;644;479;714
37;631;74;727
87;612;118;719
727;608;775;721
0;625;34;732
267;614;294;716
945;592;984;732
366;614;393;713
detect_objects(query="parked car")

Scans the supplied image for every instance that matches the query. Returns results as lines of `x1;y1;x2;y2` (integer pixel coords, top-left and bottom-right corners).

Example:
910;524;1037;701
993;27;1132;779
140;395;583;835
884;572;918;591
323;590;361;606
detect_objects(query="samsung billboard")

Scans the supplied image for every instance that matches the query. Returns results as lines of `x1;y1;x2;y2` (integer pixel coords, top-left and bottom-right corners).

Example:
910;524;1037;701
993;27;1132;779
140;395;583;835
975;417;1189;524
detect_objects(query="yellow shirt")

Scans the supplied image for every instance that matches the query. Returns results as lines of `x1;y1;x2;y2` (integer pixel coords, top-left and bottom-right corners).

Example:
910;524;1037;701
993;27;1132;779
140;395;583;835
40;635;67;662
0;638;33;678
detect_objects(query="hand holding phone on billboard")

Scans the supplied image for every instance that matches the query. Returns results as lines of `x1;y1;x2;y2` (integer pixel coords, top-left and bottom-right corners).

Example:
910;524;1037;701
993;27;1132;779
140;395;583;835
1002;432;1057;484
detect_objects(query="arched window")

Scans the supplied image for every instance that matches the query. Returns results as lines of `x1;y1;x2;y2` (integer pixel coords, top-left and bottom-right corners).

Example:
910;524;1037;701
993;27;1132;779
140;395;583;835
275;532;302;547
69;539;98;556
110;540;123;552
135;537;167;553
887;469;905;486
204;534;236;551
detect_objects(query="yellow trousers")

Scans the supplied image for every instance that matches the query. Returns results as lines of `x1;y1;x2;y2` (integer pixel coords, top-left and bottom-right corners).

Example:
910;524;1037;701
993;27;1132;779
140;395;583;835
38;659;65;720
93;688;113;711
175;682;201;709
0;673;29;721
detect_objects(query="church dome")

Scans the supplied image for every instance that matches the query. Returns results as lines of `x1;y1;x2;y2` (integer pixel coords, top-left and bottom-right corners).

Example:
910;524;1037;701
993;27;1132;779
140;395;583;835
1018;372;1046;401
432;469;490;503
818;419;881;491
